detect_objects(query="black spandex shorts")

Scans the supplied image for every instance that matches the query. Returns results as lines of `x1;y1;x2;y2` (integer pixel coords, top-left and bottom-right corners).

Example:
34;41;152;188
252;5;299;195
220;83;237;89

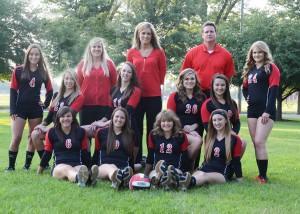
16;104;43;120
247;106;276;121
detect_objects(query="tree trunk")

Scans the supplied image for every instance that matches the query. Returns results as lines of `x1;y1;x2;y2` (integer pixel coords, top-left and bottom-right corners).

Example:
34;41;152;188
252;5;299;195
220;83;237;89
297;92;300;114
276;91;283;121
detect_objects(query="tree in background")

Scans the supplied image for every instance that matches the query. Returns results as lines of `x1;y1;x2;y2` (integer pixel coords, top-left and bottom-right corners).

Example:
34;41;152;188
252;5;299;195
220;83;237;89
0;0;38;79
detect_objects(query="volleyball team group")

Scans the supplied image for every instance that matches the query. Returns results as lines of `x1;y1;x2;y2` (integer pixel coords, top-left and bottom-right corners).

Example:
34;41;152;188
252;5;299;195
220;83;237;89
5;21;280;191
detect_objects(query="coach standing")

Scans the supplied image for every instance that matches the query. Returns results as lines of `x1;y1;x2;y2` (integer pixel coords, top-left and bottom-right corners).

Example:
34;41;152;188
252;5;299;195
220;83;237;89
181;21;236;98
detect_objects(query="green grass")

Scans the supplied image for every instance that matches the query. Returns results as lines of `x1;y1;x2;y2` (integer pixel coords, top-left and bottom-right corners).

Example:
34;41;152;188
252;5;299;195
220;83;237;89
0;112;299;213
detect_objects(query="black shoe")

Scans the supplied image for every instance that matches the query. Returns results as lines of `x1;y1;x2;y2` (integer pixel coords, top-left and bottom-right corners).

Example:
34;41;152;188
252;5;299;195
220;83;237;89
77;165;89;187
179;172;191;192
168;165;179;189
153;160;167;185
23;165;30;171
5;167;15;172
140;156;147;168
90;165;99;187
111;169;123;190
122;166;133;188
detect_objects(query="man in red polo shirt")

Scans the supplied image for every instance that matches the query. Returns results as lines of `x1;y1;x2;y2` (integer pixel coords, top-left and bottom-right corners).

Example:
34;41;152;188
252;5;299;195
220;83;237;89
181;21;236;98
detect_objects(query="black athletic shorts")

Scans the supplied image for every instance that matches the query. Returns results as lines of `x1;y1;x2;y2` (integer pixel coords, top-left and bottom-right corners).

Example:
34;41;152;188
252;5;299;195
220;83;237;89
16;104;43;120
247;106;276;121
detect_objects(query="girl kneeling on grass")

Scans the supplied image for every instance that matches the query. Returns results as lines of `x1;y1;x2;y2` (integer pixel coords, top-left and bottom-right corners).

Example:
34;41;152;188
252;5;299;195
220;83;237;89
37;106;98;188
144;109;192;191
186;109;243;188
92;107;138;190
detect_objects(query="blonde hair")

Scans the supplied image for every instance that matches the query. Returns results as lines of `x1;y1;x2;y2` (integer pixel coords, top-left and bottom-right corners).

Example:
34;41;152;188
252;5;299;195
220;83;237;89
152;109;182;137
176;68;203;104
242;41;274;83
51;69;81;107
204;109;232;163
132;22;162;50
22;44;50;81
82;37;110;77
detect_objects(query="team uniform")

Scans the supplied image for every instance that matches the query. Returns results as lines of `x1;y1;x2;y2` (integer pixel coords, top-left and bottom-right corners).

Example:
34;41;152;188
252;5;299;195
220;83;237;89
127;48;167;162
77;60;117;125
146;131;190;172
181;44;235;97
167;91;205;136
92;127;136;170
10;66;53;119
199;134;242;181
43;92;84;125
242;64;280;121
40;127;90;168
201;98;240;134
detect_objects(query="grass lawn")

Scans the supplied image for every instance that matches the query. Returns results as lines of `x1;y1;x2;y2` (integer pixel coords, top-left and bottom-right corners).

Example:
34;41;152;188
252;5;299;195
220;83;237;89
0;112;299;213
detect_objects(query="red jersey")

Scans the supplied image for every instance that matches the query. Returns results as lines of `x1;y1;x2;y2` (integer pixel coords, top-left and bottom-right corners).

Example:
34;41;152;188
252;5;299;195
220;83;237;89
77;59;117;106
181;44;235;91
126;48;166;97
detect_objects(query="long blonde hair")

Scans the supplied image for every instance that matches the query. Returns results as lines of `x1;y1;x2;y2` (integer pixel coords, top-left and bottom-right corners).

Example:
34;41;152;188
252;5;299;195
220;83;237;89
51;69;81;107
204;109;232;163
132;22;162;50
22;44;50;81
81;37;110;77
242;41;274;83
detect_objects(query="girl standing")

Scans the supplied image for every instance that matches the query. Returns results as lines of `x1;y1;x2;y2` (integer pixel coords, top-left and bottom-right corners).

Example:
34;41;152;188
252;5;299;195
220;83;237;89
6;44;53;171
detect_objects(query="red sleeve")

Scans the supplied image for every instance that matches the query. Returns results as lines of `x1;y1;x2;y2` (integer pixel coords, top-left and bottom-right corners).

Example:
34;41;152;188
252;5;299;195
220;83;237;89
269;64;280;87
108;60;117;87
242;81;248;88
126;87;141;108
201;99;211;123
181;132;189;151
159;49;167;85
44;130;53;152
80;129;88;150
224;53;236;77
126;49;133;63
94;129;102;151
70;94;84;112
147;131;155;149
77;61;84;87
180;51;192;72
10;67;19;91
232;134;242;157
45;76;53;92
167;92;177;112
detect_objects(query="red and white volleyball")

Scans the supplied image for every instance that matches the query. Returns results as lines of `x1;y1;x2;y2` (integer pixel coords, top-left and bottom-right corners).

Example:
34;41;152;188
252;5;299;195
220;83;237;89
129;173;151;190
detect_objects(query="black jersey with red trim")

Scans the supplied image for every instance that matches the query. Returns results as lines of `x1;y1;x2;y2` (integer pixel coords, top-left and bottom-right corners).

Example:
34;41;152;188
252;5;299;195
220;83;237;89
44;92;84;125
167;91;203;128
10;66;53;115
200;134;242;179
94;127;136;169
147;130;189;171
107;86;141;118
242;64;280;114
44;127;88;166
201;98;240;134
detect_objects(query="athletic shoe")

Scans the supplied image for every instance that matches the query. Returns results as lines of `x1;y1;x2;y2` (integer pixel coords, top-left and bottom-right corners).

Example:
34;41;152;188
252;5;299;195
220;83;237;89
111;169;123;190
251;176;261;181
77;165;89;187
257;176;269;184
122;166;133;188
140;156;147;168
153;160;167;185
5;167;15;172
168;165;179;188
23;166;30;171
44;164;51;170
179;172;191;192
90;165;99;187
159;171;172;190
